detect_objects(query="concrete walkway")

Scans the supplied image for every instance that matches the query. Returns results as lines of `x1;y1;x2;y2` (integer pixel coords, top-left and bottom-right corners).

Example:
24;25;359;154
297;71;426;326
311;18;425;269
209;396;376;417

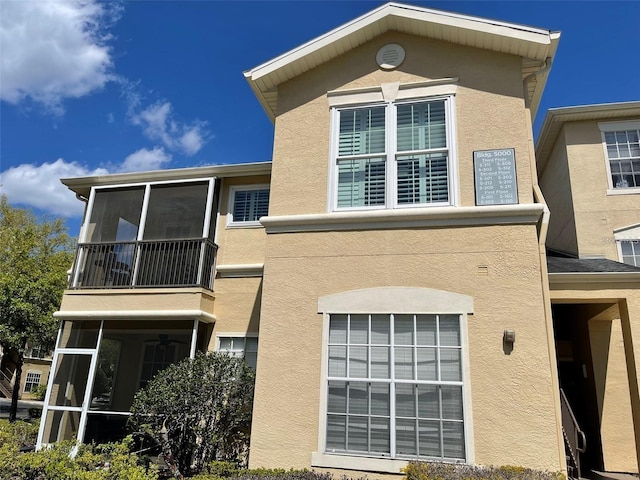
0;398;43;420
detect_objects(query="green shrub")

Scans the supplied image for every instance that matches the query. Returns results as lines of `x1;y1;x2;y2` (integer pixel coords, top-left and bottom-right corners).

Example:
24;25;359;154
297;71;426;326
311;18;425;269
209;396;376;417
0;433;158;480
402;461;565;480
30;384;47;401
190;467;338;480
129;352;255;477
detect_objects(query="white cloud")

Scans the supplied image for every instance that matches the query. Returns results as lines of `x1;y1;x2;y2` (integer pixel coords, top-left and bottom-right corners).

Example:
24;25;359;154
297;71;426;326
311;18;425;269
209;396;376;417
130;101;209;155
0;0;119;113
0;159;109;217
119;147;172;172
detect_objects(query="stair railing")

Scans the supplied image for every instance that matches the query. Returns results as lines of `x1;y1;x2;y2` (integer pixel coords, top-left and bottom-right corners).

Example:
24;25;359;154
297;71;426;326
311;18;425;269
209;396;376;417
0;369;14;398
560;388;586;479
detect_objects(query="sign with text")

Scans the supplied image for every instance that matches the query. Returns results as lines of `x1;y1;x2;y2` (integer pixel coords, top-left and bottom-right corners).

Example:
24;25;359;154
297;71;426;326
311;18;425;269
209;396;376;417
473;148;518;206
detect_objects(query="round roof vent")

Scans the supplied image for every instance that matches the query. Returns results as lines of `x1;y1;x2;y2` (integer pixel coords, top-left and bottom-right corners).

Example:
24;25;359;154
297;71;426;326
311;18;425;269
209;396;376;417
376;44;405;70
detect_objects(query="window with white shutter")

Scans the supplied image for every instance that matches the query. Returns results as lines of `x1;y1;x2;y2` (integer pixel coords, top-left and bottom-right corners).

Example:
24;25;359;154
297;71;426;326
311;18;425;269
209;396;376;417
326;313;465;461
332;97;454;210
228;185;270;226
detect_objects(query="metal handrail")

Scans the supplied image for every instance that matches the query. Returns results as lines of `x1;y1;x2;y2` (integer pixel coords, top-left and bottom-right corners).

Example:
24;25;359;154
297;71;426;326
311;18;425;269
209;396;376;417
69;238;217;291
560;388;586;478
0;369;14;398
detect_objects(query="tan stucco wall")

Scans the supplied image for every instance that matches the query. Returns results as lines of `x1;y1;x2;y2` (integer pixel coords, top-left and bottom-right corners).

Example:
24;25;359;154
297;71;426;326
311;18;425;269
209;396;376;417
558;119;640;259
209;276;262;350
590;317;639;472
215;175;269;266
551;285;640;472
269;32;534;218
538;128;578;255
250;224;561;471
59;288;215;314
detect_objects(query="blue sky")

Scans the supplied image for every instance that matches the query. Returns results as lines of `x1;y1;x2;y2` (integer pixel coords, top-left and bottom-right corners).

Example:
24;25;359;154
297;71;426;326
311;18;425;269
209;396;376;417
1;0;639;237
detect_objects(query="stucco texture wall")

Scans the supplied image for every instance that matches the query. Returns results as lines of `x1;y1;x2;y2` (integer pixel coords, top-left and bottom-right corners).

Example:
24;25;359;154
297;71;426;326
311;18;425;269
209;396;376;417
59;289;214;314
268;31;534;217
590;317;638;472
250;224;561;472
210;277;262;349
215;175;269;266
561;120;640;259
539;128;578;256
551;285;640;472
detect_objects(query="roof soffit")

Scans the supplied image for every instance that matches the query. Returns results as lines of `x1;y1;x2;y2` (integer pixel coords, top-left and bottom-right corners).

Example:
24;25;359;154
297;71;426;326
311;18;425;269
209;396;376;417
244;2;560;121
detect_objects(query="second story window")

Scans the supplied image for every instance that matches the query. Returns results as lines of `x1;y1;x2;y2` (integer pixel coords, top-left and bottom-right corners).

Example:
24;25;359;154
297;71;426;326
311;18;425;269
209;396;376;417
332;97;454;210
228;186;270;226
619;240;640;267
601;122;640;190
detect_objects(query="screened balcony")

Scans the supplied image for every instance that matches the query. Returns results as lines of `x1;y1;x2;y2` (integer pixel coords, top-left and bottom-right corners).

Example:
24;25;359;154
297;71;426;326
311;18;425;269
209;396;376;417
68;178;219;291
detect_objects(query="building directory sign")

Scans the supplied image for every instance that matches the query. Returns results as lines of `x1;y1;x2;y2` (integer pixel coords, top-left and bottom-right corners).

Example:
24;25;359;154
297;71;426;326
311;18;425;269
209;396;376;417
473;148;518;206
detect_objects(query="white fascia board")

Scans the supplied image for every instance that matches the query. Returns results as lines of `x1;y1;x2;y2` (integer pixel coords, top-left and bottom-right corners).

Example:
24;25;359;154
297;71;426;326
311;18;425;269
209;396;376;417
548;272;640;285
245;2;555;83
61;161;272;194
53;309;217;323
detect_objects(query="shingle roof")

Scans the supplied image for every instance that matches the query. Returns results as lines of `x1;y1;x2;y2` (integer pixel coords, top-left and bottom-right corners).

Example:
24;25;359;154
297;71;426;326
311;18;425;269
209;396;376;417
547;255;640;274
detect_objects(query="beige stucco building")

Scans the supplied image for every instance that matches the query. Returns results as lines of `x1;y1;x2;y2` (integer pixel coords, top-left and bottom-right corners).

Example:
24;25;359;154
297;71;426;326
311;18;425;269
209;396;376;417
38;3;639;479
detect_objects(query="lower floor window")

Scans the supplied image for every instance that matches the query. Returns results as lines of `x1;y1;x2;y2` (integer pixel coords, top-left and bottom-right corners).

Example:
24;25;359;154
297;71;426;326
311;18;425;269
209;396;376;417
326;313;465;461
24;371;42;393
218;336;258;370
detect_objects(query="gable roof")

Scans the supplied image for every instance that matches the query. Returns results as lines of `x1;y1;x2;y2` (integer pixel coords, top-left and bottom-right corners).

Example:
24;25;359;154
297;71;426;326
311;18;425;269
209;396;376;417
535;101;640;174
244;2;560;121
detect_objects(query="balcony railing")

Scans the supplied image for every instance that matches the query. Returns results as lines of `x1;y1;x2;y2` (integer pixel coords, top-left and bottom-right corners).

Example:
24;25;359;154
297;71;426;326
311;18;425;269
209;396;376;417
69;238;218;290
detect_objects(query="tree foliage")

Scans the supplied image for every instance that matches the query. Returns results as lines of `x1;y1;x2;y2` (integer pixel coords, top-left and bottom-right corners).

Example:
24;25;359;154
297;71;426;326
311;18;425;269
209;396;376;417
129;352;255;478
0;195;74;420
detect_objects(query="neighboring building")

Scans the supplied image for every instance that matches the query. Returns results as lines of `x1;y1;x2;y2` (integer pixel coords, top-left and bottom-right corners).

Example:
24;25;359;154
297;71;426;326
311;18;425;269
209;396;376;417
38;3;640;479
536;102;640;476
0;345;52;400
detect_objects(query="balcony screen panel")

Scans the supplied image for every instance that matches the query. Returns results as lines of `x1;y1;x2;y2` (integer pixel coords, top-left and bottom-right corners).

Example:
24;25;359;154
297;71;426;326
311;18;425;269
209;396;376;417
89;187;144;242
144;182;209;240
48;353;92;407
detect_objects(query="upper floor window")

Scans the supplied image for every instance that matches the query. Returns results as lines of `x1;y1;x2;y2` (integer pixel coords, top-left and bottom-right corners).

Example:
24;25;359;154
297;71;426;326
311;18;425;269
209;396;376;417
619;240;640;267
27;345;50;359
332;97;454;210
600;122;640;190
228;186;270;227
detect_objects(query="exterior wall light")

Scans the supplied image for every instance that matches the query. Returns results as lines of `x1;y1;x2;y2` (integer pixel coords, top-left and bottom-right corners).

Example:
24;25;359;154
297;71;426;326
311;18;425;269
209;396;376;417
503;330;516;343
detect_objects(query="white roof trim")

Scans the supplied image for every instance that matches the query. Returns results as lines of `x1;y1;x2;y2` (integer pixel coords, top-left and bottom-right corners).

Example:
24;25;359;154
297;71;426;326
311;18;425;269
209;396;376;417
53;309;217;323
247;3;553;81
245;2;559;121
614;223;640;240
536;101;640;174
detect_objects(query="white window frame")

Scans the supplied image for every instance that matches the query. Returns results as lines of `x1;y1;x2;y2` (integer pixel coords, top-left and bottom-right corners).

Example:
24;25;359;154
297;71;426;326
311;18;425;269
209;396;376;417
617;240;640;267
328;86;458;213
24;371;42;393
216;333;259;370
614;223;640;266
227;185;270;228
599;120;640;195
314;287;474;473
